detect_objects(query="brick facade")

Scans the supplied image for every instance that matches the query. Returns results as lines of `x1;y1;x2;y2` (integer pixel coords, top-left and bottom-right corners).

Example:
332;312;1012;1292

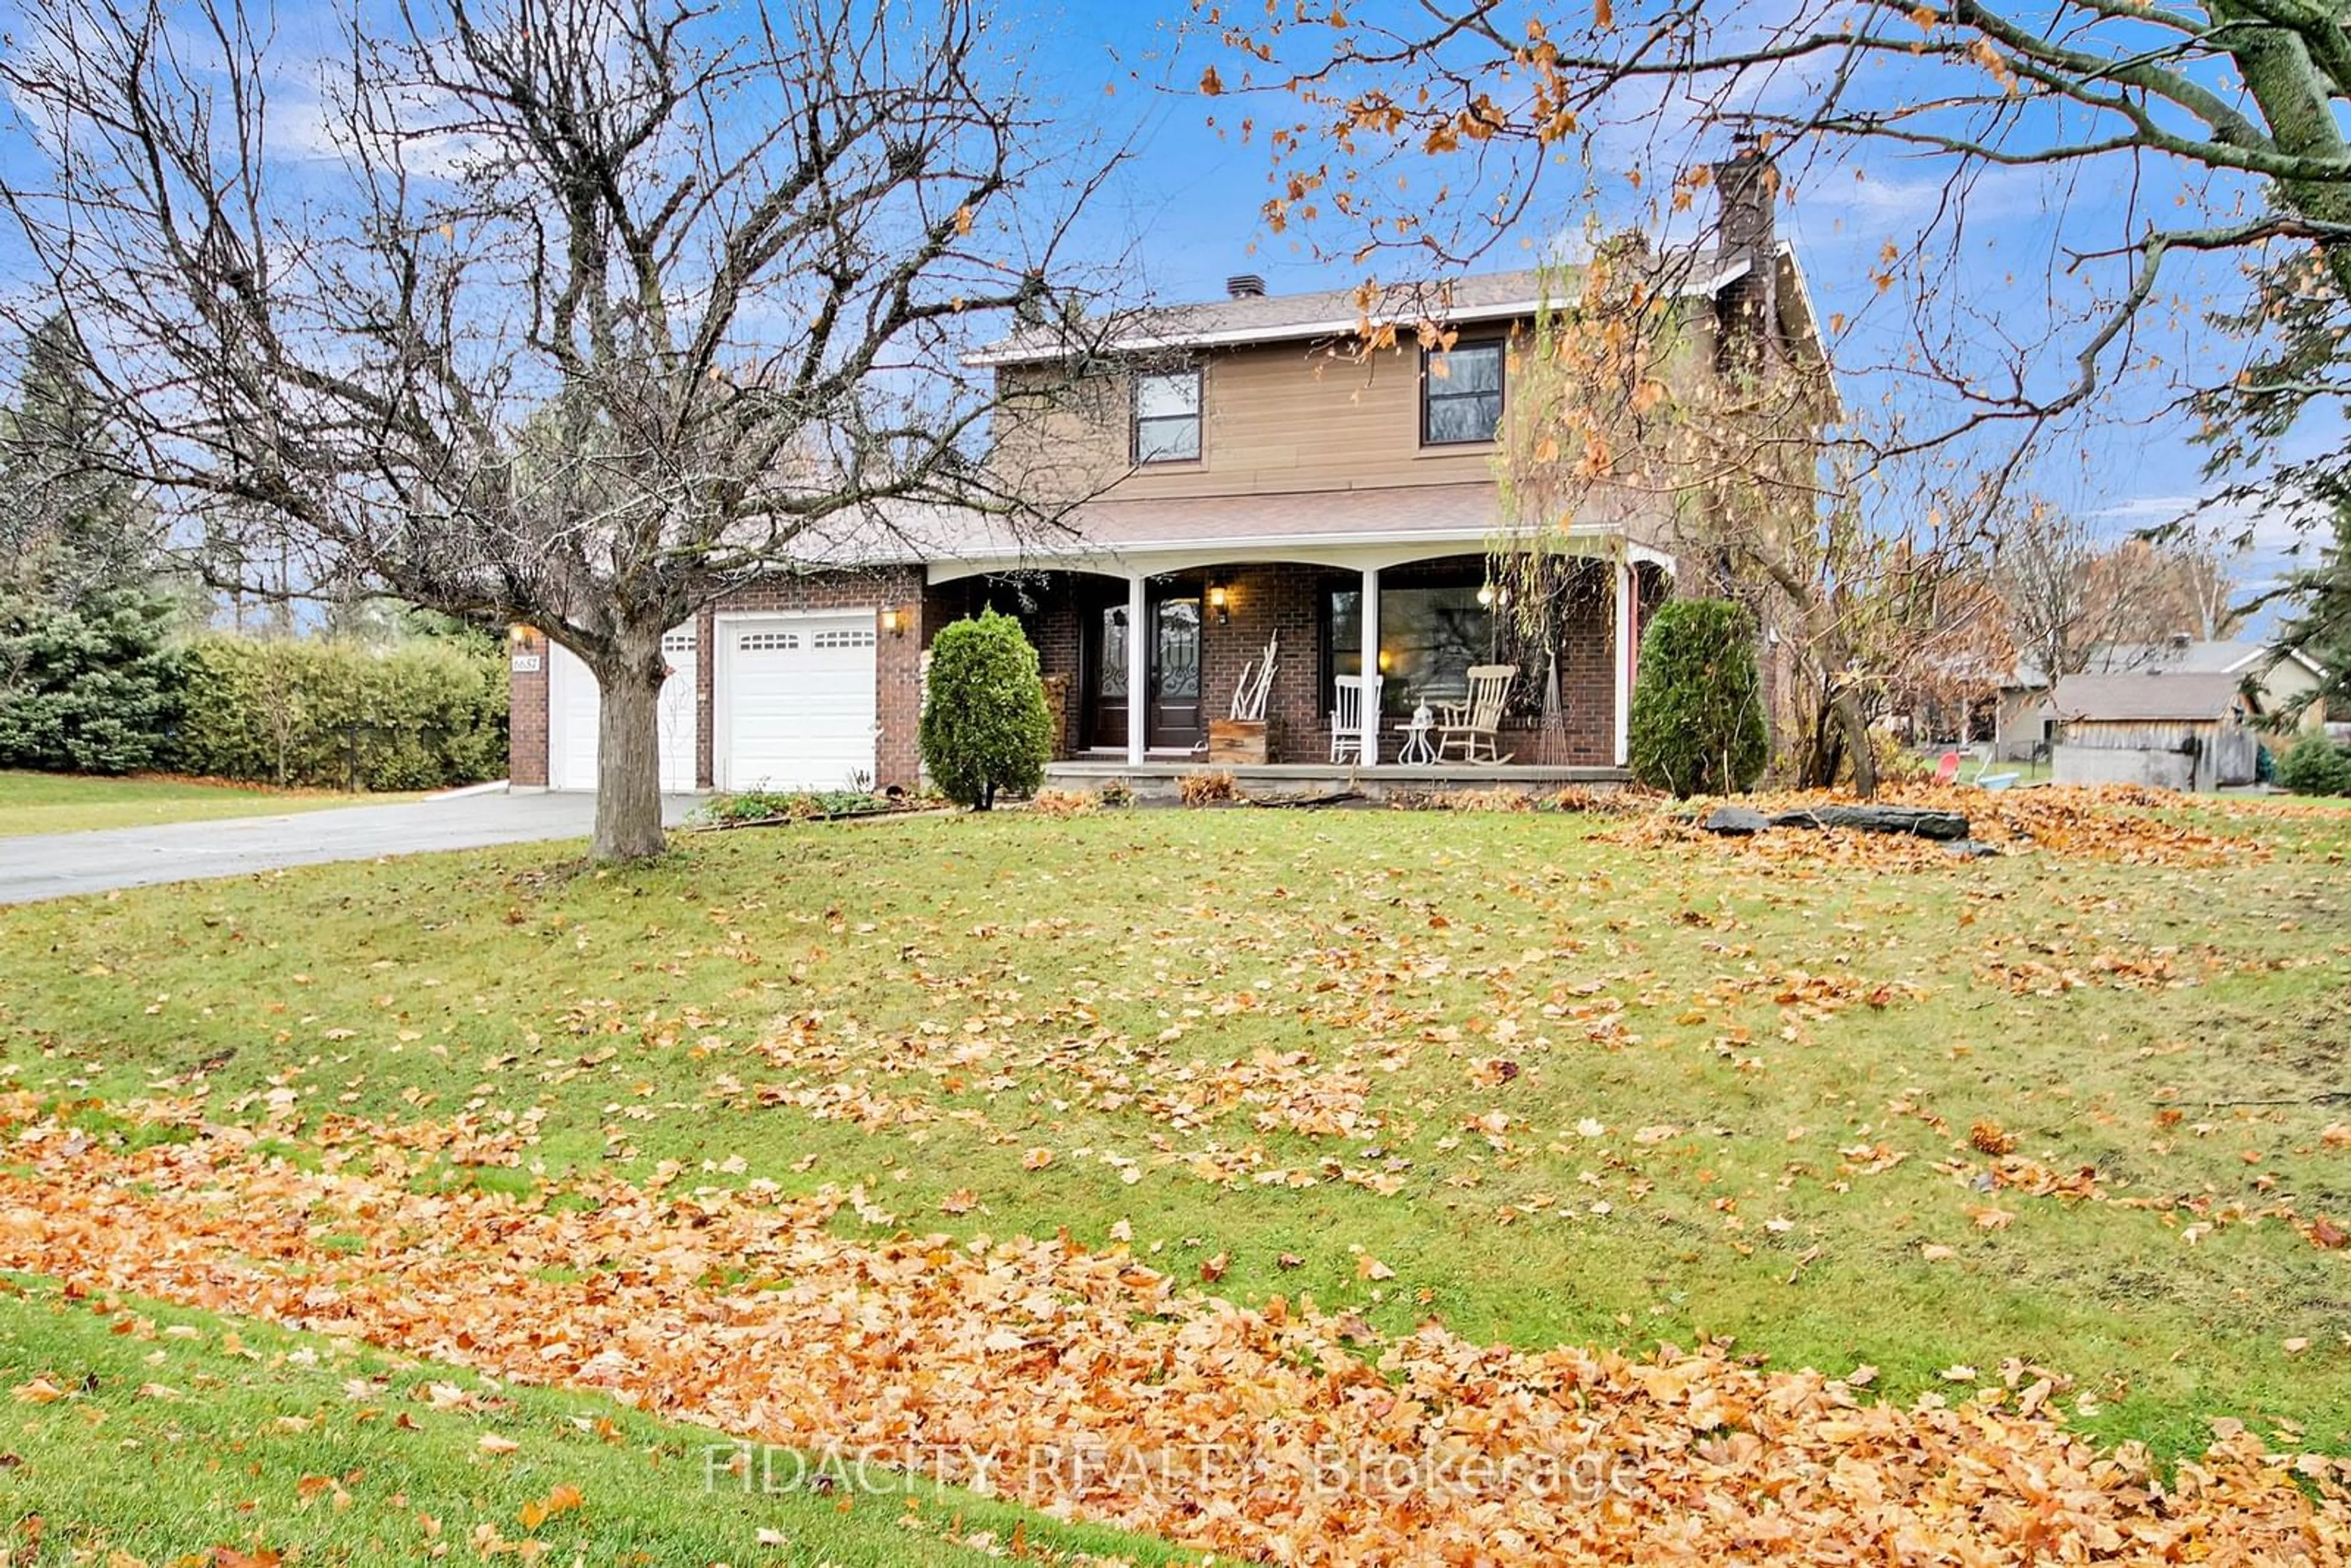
1198;561;1331;760
934;553;1625;767
928;575;1089;753
705;566;928;789
1530;563;1620;768
509;555;1636;790
507;568;928;792
508;629;550;786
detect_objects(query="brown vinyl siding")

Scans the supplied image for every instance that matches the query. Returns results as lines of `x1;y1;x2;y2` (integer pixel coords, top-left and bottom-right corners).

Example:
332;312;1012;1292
999;339;1506;503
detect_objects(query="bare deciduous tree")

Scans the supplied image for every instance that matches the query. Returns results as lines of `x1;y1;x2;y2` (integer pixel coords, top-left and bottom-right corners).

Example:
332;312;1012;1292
1487;233;1999;796
1997;506;2246;688
1995;503;2112;689
2;0;1133;859
1202;1;2351;486
2152;539;2246;643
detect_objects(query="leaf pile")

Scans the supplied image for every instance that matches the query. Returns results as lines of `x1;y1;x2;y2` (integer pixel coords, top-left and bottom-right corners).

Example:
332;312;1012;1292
1604;784;2296;870
4;1097;2347;1566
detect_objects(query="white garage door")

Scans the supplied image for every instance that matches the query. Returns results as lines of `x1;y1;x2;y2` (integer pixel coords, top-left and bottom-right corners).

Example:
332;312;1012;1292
718;612;879;792
546;628;698;793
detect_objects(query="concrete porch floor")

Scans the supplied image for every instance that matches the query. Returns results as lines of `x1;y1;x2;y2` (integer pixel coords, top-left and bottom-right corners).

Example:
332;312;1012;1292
1043;759;1631;802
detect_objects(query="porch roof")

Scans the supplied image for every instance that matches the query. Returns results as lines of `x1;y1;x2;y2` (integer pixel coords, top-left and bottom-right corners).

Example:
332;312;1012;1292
921;482;1670;580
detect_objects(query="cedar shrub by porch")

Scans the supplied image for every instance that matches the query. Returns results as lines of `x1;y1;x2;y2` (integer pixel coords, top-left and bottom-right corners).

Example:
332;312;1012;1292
920;609;1052;809
1628;598;1767;797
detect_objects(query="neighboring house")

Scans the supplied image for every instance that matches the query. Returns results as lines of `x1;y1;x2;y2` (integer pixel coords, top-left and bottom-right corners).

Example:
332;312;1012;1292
1993;636;2329;761
1989;686;2054;763
507;152;1828;794
2047;669;2259;790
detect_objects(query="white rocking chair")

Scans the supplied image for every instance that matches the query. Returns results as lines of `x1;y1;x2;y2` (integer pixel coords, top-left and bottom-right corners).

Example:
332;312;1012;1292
1330;675;1383;764
1434;664;1517;765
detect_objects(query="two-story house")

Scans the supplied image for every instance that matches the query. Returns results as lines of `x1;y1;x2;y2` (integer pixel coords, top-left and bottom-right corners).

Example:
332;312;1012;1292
506;152;1824;795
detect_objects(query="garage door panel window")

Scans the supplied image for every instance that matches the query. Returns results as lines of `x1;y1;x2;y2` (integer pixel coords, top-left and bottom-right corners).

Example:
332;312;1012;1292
738;631;798;651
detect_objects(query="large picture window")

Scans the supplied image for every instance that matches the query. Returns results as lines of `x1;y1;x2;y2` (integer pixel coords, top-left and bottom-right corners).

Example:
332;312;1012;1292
1133;368;1202;463
1420;340;1504;446
1327;582;1496;716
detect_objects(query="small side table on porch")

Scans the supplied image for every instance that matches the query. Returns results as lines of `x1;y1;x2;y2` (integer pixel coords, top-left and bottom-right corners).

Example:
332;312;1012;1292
1393;706;1437;766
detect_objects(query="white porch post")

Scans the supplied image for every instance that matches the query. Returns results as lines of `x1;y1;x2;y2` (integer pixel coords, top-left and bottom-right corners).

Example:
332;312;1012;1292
1125;574;1148;766
1613;555;1635;768
1359;567;1382;764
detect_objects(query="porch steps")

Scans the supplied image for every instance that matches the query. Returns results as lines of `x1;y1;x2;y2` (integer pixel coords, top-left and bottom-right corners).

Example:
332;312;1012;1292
1043;759;1631;804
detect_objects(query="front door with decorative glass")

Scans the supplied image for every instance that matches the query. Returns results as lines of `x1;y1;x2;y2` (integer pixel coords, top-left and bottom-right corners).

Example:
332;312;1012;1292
1146;589;1204;751
1087;599;1130;751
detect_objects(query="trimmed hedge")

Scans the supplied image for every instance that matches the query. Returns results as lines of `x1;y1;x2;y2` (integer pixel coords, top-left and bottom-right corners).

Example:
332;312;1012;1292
1628;598;1768;797
174;635;508;791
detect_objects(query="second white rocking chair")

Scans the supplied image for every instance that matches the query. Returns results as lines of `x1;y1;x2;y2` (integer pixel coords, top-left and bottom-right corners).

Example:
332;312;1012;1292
1329;675;1383;764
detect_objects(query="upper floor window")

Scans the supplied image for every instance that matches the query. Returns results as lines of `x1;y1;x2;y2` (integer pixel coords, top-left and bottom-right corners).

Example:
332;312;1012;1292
1133;367;1202;463
1422;340;1504;445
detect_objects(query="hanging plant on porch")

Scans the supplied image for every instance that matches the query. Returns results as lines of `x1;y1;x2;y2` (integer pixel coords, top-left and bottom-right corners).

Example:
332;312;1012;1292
920;610;1052;811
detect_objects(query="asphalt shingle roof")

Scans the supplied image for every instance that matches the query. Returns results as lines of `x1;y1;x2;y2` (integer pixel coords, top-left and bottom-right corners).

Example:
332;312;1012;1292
970;252;1756;365
2049;672;2246;722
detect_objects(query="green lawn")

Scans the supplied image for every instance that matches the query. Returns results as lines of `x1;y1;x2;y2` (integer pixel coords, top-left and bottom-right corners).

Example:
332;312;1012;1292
3;798;2350;1478
0;1275;1181;1567
0;769;399;836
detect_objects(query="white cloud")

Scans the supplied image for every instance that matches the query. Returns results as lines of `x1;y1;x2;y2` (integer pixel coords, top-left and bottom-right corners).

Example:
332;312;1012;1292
2093;490;2322;552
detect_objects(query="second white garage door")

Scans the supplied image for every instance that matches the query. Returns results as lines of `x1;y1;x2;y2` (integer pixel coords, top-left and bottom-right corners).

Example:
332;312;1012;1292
716;611;879;792
546;628;698;793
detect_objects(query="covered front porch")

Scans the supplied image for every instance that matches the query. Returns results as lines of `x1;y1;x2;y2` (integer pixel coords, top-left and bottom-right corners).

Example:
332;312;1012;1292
923;536;1670;779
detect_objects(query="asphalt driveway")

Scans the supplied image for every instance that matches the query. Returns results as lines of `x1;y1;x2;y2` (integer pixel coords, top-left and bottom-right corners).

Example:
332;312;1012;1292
0;790;703;904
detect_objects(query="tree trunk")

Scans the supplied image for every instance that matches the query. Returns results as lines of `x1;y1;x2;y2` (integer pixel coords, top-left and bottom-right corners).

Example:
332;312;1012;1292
590;634;669;863
1798;688;1841;790
1834;686;1878;800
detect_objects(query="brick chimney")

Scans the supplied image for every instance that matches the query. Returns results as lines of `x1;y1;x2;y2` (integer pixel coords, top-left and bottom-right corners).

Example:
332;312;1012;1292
1709;138;1781;369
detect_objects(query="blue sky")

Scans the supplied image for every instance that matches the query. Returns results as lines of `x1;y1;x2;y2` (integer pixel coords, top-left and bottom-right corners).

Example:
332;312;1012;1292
1016;1;2326;620
0;0;2326;621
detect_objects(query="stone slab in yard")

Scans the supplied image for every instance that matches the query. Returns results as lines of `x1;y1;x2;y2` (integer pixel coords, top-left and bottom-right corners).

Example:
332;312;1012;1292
1698;803;1973;841
1766;805;1971;841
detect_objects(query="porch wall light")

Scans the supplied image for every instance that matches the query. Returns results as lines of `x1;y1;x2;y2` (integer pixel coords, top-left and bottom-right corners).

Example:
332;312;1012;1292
1207;583;1231;625
880;605;907;638
1476;583;1494;609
